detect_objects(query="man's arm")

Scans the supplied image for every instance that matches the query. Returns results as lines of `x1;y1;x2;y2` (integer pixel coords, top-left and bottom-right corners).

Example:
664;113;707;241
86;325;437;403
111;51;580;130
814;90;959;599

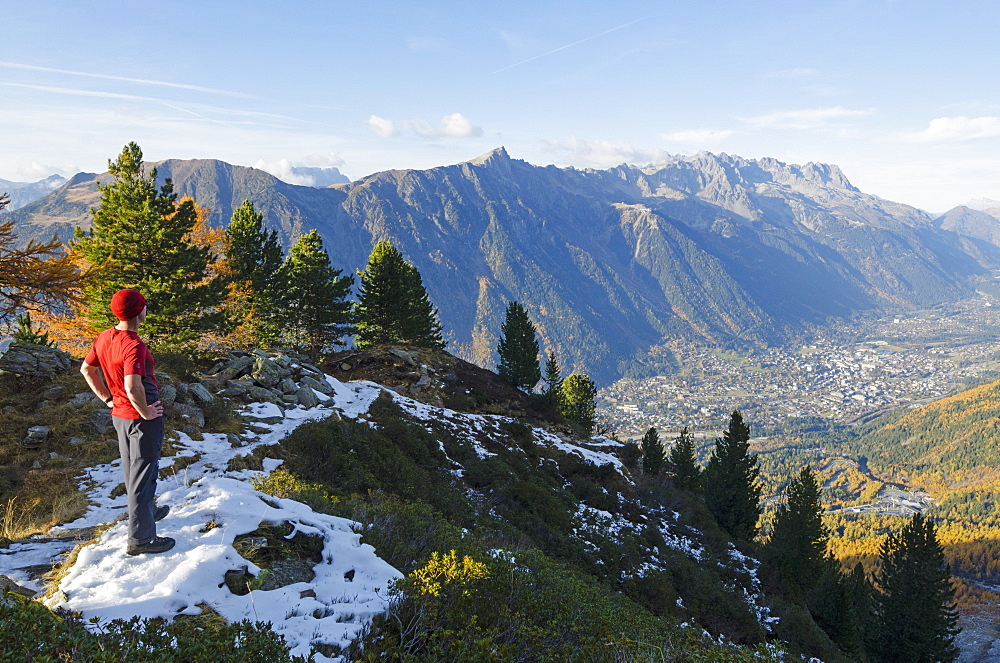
124;374;163;420
80;360;113;405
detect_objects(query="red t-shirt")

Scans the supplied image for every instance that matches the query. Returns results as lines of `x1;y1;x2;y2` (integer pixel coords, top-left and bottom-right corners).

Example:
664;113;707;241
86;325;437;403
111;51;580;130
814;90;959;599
84;328;159;420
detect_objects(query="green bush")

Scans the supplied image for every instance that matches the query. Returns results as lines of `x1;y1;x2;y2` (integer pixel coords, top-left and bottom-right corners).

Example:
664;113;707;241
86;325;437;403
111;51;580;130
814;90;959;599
0;594;310;662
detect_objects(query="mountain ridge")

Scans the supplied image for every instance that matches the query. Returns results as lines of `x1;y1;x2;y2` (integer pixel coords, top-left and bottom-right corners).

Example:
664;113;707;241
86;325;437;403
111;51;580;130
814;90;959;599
8;149;1000;383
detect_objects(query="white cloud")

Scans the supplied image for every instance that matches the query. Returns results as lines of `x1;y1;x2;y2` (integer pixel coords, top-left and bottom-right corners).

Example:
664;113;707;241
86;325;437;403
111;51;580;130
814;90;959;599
405;112;483;138
541;136;668;168
253;153;348;186
365;114;398;138
662;129;733;144
894;116;1000;143
17;161;79;180
742;106;873;130
253;158;315;185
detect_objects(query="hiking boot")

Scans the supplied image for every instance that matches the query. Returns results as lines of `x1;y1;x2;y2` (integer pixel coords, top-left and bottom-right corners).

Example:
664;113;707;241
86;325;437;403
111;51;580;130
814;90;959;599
154;505;169;521
127;536;175;556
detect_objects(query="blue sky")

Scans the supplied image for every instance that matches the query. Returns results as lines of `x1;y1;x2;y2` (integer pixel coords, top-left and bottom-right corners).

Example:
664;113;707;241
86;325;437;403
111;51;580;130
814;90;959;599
2;0;999;211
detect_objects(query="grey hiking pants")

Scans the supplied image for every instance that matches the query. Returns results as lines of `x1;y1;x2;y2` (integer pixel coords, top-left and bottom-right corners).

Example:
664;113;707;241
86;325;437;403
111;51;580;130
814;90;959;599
113;416;164;547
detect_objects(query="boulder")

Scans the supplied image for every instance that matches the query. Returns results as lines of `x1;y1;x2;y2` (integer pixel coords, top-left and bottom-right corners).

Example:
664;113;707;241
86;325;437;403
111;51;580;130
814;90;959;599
158;384;177;407
219;384;247;399
244;385;284;406
251;357;282;388
389;348;417;366
215;355;254;381
279;378;299;395
187;382;215;403
172;403;205;429
89;409;114;435
296;387;320;408
42;385;66;400
22;425;51;449
0;341;72;378
68;392;95;406
300;375;333;396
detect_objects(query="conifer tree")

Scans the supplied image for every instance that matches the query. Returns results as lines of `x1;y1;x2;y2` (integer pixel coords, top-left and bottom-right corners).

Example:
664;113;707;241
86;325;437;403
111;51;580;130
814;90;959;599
702;410;762;541
543;351;563;407
874;514;959;663
496;301;541;391
275;230;353;354
72;142;223;348
640;427;665;476
665;427;701;491
354;240;444;349
767;465;828;595
810;560;869;661
223;200;284;347
558;373;597;434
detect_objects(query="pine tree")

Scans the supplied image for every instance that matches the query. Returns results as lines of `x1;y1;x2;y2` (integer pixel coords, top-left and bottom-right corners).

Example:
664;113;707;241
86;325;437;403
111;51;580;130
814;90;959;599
0;193;81;324
275;230;353;354
702;410;762;541
558;373;597;434
223;200;285;347
354;240;444;349
665;427;701;491
808;559;867;660
496;301;541;391
72;142;223;348
767;465;829;595
874;514;959;663
543;351;563;407
640;427;665;476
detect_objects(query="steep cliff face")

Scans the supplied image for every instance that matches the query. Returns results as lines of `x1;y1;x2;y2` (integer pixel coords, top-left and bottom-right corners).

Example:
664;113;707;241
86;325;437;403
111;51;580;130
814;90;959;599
10;149;999;383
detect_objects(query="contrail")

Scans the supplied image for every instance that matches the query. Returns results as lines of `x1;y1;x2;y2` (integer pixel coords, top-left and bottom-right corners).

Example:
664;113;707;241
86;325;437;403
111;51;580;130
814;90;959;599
493;17;646;74
0;61;260;99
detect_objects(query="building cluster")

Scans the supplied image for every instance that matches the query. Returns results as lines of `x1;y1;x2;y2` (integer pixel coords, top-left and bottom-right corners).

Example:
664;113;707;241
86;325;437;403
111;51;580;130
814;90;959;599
600;296;1000;441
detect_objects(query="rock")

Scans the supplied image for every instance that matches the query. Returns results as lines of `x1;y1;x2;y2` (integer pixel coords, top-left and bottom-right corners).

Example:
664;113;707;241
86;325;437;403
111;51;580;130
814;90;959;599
26;425;51;440
69;437;85;446
279;378;298;395
298;362;323;376
340;362;352;371
187;382;214;403
300;375;333;396
0;341;72;378
158;384;177;407
175;382;189;402
442;373;458;383
299;588;317;599
244;385;284;406
89;409;114;435
219;385;248;399
215;355;254;381
172;403;205;429
42;385;66;400
251;357;282;388
281;395;298;404
296;387;320;408
0;575;35;600
389;348;417;365
68;392;95;406
259;558;315;590
226;433;242;448
273;354;293;369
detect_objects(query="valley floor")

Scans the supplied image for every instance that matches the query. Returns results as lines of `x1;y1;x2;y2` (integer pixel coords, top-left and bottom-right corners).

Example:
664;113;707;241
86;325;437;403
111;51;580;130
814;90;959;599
601;294;1000;440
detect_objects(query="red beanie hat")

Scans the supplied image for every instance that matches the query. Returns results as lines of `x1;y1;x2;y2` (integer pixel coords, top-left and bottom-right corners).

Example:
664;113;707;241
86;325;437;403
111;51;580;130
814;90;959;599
110;289;147;321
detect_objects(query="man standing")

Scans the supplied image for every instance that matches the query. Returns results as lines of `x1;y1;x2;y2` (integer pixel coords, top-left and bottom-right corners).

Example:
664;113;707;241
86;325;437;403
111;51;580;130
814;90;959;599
81;289;174;555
